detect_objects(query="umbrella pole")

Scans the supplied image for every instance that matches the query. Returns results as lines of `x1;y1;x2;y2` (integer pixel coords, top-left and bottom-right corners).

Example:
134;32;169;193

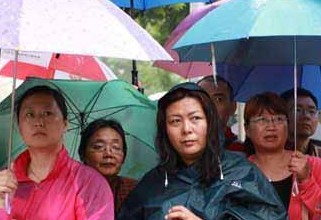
210;44;218;87
292;36;299;196
129;0;144;93
130;0;138;87
5;50;18;214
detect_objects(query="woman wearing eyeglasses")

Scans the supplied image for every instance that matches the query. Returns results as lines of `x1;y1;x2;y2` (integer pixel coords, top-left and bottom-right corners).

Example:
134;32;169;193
244;92;321;220
78;119;137;214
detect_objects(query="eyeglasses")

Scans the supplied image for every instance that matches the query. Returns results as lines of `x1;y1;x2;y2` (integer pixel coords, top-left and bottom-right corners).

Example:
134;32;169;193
250;115;287;126
295;108;319;118
88;144;124;155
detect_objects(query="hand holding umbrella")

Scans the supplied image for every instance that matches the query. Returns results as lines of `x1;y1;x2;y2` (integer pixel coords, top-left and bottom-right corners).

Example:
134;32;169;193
0;164;17;214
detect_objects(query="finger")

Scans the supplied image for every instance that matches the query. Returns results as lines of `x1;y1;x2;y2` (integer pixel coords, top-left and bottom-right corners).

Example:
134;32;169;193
10;162;15;171
169;205;188;212
166;211;186;220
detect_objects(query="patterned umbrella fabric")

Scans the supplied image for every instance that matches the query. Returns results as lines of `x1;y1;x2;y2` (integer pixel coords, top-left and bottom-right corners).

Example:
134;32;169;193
0;0;172;61
0;50;117;80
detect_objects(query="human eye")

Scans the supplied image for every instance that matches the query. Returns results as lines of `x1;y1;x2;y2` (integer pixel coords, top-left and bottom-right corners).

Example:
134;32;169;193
191;115;203;122
251;116;265;124
90;143;104;151
296;108;303;114
25;112;34;118
274;115;286;123
42;111;53;117
308;109;317;116
111;144;122;153
168;117;181;125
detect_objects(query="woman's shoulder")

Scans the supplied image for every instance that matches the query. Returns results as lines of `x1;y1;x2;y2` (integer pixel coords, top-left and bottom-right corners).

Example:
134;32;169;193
221;151;264;180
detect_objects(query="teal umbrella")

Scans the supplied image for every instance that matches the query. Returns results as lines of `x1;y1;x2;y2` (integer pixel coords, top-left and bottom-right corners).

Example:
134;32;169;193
174;0;321;65
0;77;158;179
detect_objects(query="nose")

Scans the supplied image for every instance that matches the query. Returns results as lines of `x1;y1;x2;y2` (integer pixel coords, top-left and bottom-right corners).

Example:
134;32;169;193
33;115;45;127
182;120;192;134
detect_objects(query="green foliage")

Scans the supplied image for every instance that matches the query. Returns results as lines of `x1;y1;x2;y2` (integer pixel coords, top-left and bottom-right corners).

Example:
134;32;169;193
102;4;189;96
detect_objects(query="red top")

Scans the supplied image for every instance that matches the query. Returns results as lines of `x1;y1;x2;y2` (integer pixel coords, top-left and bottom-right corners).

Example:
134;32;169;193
0;147;114;220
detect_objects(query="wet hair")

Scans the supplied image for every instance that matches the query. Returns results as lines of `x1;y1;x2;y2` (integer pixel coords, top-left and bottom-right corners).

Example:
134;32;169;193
197;75;234;101
16;85;68;123
244;92;288;155
281;88;318;108
78;119;127;163
156;82;221;185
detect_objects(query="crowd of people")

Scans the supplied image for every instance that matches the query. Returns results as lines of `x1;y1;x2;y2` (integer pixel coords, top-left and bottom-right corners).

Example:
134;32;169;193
0;75;321;219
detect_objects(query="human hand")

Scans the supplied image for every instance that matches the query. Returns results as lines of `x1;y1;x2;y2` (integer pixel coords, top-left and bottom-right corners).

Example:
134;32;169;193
288;151;310;183
0;168;17;208
165;205;202;220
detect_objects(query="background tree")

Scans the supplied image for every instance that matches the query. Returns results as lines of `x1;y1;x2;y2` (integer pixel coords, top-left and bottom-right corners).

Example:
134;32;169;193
102;4;189;95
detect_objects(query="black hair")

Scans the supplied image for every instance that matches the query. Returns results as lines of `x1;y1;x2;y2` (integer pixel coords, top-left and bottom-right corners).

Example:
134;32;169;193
78;118;127;163
16;85;68;122
197;75;234;101
281;88;318;108
156;82;221;186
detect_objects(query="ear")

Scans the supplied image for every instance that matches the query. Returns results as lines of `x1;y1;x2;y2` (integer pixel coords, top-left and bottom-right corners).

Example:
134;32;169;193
63;119;68;133
230;101;237;115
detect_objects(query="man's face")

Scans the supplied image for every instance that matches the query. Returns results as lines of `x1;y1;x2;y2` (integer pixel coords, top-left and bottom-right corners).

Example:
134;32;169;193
198;80;236;130
287;96;319;139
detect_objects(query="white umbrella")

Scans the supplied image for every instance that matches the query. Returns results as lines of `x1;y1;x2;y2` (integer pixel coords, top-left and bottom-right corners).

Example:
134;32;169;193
0;0;172;61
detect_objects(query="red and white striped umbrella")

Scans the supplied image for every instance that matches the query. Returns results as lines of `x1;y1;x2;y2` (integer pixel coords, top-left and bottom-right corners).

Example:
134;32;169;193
0;50;117;81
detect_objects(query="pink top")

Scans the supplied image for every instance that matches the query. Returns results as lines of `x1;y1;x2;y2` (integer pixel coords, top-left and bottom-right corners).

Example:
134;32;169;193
249;155;321;220
0;147;114;220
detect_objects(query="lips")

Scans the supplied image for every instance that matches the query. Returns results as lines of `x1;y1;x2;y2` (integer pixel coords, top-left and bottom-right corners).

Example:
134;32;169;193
264;135;278;141
181;140;196;147
33;132;46;136
100;162;116;168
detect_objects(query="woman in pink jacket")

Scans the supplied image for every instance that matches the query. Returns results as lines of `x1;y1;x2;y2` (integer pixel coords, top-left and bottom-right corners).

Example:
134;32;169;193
244;92;321;220
0;85;114;220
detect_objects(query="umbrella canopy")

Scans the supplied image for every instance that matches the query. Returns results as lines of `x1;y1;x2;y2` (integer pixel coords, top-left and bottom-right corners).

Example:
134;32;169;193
0;77;158;179
0;51;117;80
154;1;226;78
0;0;172;61
174;0;321;65
110;0;215;10
216;64;321;109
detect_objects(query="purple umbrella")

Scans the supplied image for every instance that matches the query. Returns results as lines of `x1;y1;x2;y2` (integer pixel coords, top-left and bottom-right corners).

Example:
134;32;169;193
154;0;229;78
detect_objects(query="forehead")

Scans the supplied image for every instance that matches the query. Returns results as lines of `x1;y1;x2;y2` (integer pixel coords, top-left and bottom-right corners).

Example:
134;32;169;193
297;96;317;108
166;97;203;115
20;92;57;108
90;127;122;140
199;80;230;96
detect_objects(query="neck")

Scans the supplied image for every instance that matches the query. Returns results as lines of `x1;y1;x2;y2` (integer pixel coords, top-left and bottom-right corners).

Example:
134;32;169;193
252;149;292;181
27;144;62;182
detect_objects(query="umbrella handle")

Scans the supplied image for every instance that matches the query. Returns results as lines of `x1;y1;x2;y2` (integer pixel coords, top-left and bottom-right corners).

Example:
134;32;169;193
292;176;299;197
5;193;11;214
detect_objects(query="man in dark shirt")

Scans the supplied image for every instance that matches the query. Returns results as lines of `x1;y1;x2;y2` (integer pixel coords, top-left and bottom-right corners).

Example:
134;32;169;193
197;75;245;153
281;88;321;157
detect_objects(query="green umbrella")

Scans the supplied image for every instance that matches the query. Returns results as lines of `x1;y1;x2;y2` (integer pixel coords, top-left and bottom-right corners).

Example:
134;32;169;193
0;77;158;179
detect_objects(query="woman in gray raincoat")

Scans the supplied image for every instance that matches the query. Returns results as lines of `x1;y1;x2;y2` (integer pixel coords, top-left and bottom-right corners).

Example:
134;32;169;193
117;82;287;220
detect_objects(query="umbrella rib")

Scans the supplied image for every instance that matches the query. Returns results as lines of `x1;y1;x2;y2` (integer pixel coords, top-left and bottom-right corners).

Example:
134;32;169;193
125;132;154;150
81;82;109;128
233;66;255;99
